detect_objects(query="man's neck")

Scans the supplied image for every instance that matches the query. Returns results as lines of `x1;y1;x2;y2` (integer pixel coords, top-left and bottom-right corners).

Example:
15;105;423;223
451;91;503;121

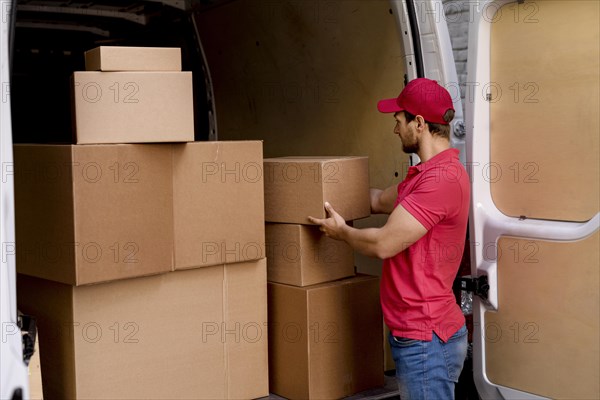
417;137;451;163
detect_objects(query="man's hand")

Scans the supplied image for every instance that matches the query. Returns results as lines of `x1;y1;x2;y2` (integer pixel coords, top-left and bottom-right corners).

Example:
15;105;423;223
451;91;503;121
308;202;348;240
370;185;398;214
309;201;427;258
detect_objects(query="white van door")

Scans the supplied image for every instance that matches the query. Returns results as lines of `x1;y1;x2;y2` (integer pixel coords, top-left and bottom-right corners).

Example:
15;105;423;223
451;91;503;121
391;0;466;165
466;0;599;399
0;0;31;399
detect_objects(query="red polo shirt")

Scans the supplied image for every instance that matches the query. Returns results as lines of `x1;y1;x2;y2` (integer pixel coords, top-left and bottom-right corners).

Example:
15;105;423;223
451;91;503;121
381;148;470;342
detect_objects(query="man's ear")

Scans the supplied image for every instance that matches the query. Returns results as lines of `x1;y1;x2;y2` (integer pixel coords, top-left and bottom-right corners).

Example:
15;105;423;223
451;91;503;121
415;115;426;130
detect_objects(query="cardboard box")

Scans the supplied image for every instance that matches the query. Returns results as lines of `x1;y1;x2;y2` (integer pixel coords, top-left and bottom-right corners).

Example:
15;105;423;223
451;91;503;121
14;144;174;286
266;223;355;286
17;259;269;400
268;275;384;399
173;141;265;269
14;141;266;283
72;71;194;144
264;156;370;224
85;46;182;71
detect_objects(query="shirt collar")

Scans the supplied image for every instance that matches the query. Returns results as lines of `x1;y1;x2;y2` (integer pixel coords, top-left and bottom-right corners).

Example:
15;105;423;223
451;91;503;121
407;148;460;176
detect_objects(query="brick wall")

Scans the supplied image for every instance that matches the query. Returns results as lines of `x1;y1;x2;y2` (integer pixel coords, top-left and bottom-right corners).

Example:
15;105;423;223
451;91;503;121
442;0;470;108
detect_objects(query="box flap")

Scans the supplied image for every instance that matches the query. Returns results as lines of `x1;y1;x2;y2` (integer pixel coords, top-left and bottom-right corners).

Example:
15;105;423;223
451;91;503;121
71;144;174;285
173;141;265;269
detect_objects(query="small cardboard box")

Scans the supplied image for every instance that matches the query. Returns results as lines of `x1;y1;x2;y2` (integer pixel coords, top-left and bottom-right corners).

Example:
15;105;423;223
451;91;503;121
85;46;182;71
263;156;370;224
72;71;194;144
172;141;265;269
17;259;269;400
265;223;355;286
268;275;384;399
14;144;174;286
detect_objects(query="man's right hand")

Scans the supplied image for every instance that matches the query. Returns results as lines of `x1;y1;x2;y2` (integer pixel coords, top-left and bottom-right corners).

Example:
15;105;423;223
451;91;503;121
370;185;398;214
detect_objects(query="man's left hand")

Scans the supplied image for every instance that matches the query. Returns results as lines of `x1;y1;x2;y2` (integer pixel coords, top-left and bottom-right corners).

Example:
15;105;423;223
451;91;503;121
308;202;348;240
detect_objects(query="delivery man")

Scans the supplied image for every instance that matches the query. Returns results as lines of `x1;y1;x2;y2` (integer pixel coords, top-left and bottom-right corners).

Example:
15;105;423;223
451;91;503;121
309;78;470;400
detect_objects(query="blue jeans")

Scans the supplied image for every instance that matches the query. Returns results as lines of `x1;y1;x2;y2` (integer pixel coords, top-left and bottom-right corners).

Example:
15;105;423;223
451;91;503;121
388;325;468;400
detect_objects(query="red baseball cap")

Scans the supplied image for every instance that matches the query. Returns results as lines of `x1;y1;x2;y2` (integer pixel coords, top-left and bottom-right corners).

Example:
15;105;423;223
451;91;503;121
377;78;454;124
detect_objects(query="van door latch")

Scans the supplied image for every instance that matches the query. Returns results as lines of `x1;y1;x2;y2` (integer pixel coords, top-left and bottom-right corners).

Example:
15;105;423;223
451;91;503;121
459;275;489;300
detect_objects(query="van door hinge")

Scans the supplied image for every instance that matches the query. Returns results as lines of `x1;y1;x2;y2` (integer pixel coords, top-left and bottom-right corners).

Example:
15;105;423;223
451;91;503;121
460;275;489;300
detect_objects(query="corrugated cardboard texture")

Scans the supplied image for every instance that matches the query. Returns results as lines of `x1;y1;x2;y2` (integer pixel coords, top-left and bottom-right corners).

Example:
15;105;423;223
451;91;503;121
72;71;194;144
17;259;269;400
172;141;265;269
485;233;599;399
268;275;384;399
266;223;355;286
490;0;599;222
14;144;174;285
85;46;182;71
264;157;370;224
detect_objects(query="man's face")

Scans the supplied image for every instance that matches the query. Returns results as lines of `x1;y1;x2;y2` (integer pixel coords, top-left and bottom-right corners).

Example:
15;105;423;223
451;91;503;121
394;111;419;154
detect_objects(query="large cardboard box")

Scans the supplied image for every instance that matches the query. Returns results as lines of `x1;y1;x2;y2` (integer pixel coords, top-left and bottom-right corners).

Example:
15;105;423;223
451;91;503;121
14;141;266;284
263;156;370;224
268;275;384;399
72;71;194;144
85;46;182;71
173;141;265;269
265;223;355;286
14;144;174;286
17;259;269;400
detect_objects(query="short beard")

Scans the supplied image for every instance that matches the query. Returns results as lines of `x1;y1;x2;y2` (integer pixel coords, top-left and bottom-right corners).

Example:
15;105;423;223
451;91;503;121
402;141;419;154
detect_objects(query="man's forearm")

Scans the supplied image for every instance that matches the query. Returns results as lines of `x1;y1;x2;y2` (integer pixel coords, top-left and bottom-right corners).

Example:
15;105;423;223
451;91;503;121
309;202;425;260
340;225;390;259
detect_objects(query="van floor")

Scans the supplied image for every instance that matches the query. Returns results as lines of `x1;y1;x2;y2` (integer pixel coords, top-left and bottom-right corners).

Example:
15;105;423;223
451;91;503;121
262;375;400;400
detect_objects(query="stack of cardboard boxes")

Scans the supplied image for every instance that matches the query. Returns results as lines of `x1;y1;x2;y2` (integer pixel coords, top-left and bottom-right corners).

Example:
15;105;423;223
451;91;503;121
264;157;384;399
15;47;269;399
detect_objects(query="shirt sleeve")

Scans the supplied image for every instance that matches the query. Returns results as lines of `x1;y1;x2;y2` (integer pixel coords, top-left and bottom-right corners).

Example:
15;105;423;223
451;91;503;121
399;169;458;230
